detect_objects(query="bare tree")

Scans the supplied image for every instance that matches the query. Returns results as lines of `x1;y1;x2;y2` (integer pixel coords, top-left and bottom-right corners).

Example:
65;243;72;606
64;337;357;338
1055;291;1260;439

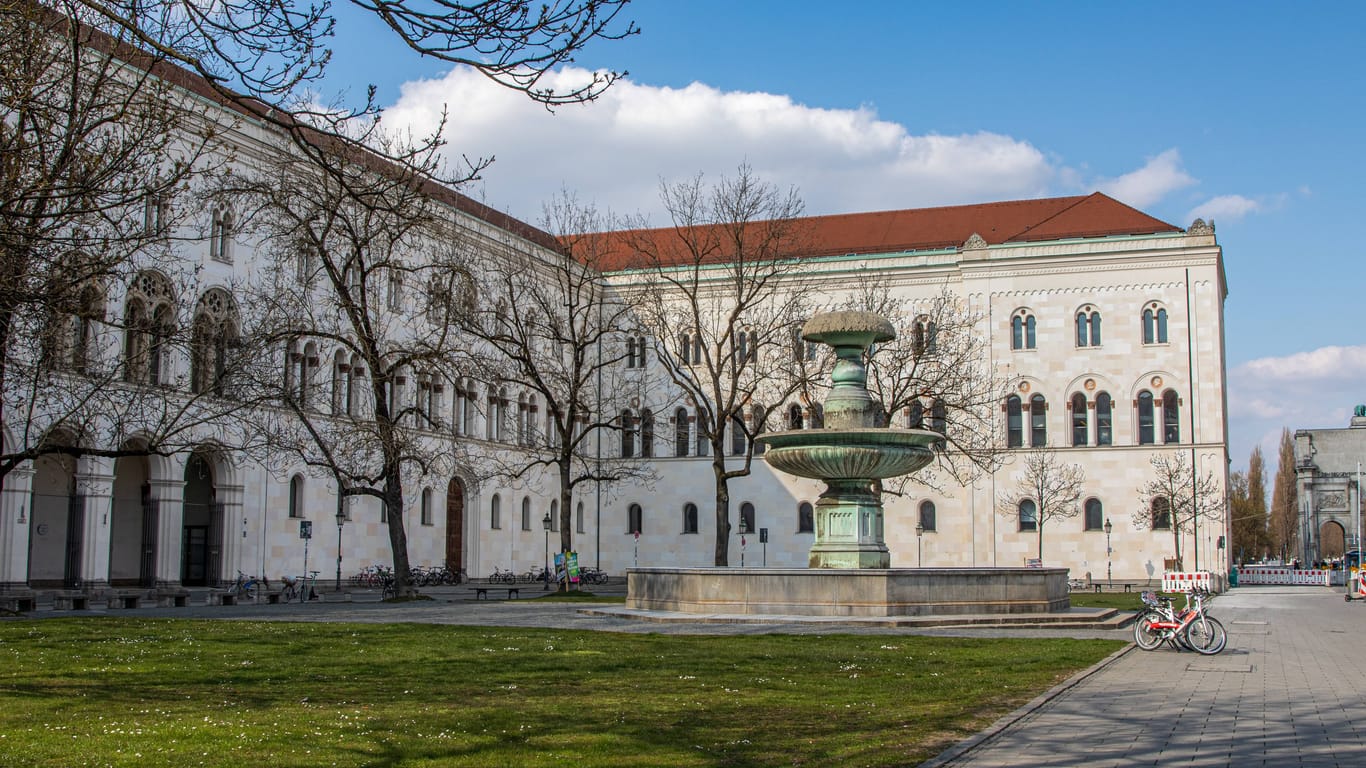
1134;452;1225;571
0;1;241;481
454;190;651;560
996;449;1085;561
231;119;469;597
843;283;1014;494
621;165;817;566
1268;429;1298;562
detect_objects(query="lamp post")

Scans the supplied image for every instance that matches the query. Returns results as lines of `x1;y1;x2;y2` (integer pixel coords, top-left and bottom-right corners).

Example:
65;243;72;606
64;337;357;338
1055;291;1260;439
1104;518;1113;587
335;492;346;593
916;522;924;567
739;516;748;568
542;511;552;591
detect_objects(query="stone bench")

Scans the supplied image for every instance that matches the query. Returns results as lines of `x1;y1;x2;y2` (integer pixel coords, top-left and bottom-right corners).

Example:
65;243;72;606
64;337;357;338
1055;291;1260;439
52;592;89;610
473;586;520;600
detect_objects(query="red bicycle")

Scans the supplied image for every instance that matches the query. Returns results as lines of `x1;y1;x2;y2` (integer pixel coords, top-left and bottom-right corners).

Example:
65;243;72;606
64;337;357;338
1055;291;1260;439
1133;589;1227;655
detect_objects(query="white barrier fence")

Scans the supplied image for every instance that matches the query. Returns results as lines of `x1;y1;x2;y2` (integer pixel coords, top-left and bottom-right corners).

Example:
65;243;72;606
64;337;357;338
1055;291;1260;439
1162;571;1214;592
1235;567;1331;586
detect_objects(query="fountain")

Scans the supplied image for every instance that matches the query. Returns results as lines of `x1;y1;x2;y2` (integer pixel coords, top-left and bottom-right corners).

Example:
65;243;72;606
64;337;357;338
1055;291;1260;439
625;311;1069;617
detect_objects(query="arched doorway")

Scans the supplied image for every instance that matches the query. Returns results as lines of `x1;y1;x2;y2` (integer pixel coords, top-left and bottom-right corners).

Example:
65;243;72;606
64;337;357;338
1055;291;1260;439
28;452;79;588
1320;520;1347;561
181;452;222;586
445;478;465;578
110;454;157;587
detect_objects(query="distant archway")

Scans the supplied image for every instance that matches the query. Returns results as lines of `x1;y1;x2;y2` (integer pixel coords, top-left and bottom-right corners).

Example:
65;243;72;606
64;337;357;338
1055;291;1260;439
180;452;220;586
1320;520;1346;560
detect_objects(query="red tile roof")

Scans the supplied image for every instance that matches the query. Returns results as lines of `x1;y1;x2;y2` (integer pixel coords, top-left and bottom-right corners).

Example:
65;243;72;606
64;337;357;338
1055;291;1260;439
591;193;1182;271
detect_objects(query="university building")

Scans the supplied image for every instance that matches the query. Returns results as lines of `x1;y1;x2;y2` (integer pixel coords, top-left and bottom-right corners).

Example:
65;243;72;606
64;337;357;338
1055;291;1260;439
0;51;1232;602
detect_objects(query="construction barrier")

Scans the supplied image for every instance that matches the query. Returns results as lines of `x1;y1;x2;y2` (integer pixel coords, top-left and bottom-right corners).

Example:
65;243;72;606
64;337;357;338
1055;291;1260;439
1234;566;1331;586
1162;571;1214;592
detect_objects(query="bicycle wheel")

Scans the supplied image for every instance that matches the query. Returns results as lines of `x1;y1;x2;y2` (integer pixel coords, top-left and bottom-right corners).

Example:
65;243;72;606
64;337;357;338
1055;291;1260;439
1184;615;1227;655
1133;612;1166;650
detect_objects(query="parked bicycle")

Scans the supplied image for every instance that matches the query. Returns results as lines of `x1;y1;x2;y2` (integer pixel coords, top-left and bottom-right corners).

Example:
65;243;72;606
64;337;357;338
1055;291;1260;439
281;571;321;603
579;567;610;585
1133;589;1226;655
228;571;259;600
489;566;516;584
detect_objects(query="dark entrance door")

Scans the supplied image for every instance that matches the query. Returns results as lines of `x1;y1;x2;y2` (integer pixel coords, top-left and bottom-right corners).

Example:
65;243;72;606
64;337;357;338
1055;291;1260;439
445;478;464;578
182;526;208;585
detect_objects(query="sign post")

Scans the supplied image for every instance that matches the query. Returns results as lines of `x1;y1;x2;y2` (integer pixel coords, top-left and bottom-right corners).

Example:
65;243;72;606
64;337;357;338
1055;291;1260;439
299;520;313;603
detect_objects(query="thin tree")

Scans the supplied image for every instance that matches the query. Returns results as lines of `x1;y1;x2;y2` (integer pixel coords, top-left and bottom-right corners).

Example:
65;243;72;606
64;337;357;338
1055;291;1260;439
1229;446;1270;563
996;449;1085;561
1268;429;1299;562
845;283;1015;494
1134;452;1225;571
619;165;817;566
454;190;652;560
232;121;467;598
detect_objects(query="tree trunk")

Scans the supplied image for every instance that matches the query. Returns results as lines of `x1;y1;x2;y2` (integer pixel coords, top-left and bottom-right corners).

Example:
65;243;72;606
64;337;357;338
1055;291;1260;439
383;469;413;596
558;460;573;555
713;456;730;566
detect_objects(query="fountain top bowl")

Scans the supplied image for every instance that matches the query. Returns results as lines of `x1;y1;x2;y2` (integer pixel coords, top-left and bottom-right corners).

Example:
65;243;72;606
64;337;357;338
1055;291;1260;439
802;311;895;347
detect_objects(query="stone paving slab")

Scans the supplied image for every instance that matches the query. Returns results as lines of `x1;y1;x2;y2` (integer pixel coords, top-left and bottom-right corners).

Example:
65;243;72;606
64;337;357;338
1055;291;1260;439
923;585;1366;767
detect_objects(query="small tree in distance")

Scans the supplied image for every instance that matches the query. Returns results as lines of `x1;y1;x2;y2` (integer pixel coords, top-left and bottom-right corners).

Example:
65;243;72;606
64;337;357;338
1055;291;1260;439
1134;452;1225;571
996;449;1086;561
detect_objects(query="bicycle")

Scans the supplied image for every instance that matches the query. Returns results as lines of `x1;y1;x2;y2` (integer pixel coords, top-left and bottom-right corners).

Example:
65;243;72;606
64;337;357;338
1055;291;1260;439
228;571;259;600
489;566;516;584
1134;589;1226;655
281;571;321;603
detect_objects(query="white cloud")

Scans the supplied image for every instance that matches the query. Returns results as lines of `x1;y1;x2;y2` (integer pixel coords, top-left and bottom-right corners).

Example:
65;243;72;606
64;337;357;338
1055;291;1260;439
382;67;1062;222
1227;345;1366;470
1186;194;1261;223
1096;149;1196;208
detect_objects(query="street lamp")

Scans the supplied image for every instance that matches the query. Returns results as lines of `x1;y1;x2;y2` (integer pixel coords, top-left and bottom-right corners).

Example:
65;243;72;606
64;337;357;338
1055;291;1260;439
1104;518;1113;587
335;493;346;593
541;511;552;591
916;521;924;567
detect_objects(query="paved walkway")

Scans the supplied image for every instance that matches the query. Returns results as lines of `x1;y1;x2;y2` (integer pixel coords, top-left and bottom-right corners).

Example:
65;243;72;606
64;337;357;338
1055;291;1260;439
926;586;1366;767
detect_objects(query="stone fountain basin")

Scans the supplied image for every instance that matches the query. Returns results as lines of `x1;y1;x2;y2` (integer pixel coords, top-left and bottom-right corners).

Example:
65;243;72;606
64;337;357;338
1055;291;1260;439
758;428;940;481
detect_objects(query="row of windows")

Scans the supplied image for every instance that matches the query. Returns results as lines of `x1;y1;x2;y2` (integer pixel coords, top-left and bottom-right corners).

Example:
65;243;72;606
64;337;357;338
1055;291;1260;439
490;494;587;534
1012;496;1174;532
1010;303;1171;351
1005;388;1181;448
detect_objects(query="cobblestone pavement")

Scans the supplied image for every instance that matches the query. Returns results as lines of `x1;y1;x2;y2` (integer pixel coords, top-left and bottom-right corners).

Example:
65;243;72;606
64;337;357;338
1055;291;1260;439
925;586;1366;767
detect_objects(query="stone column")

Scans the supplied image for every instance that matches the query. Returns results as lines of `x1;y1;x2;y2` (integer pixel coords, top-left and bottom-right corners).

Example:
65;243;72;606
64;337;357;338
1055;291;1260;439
217;483;246;584
0;466;35;592
150;476;186;589
75;458;115;590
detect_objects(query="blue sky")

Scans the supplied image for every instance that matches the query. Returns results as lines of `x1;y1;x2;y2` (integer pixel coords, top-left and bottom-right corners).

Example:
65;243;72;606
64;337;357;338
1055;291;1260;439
321;1;1366;472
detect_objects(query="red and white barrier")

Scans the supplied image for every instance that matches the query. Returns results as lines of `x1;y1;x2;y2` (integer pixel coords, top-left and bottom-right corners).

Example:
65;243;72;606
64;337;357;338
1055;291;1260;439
1162;571;1214;592
1234;567;1331;586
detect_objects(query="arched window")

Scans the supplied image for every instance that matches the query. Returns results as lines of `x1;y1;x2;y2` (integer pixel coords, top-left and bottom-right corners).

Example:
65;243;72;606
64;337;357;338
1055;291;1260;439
1137;391;1155;445
729;411;747;456
913;318;937;356
347;355;366;417
1095;392;1113;446
678;333;691;364
1006;395;1023;448
674;407;690;457
907;401;924;429
45;276;104;374
210;207;234;263
288;474;304;518
919;500;937;532
521;497;532;531
1151;496;1171;529
797;502;814;533
1019;499;1038;532
636;336;648;368
190;289;239;396
1011;310;1036;350
549;500;559;532
1084;498;1103;531
787;403;804;430
682;503;698;534
490;494;502;529
620;409;636;458
696;410;710;457
930;399;947;434
640;409;655;458
463;380;478;437
626;336;637;368
739;502;756;534
1071;393;1089;447
1075;307;1101;347
421;488;433;526
123;271;176;386
576;500;585;533
627;503;643;535
1143;304;1169;344
1029;394;1047;447
1162;390;1180;444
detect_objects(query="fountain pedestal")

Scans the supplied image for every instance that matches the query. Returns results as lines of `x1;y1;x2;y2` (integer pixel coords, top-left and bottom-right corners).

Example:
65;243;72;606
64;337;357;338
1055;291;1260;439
809;480;888;568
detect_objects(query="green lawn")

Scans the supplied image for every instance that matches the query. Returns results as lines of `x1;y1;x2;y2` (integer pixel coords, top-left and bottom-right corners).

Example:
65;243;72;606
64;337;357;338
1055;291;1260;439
0;619;1121;767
